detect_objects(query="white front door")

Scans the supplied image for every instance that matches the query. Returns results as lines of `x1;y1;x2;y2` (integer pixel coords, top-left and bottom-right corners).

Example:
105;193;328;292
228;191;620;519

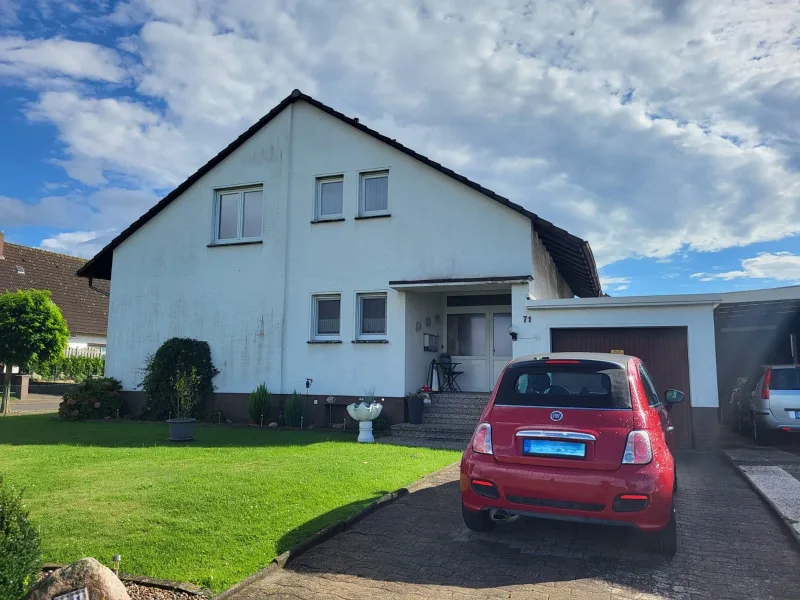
446;308;512;392
492;312;512;387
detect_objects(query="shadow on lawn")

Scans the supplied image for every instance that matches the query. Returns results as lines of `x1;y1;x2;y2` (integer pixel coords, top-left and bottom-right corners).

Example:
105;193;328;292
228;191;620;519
0;414;359;448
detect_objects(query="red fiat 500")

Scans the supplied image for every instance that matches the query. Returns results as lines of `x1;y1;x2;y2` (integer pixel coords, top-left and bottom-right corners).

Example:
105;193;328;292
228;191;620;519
460;352;684;555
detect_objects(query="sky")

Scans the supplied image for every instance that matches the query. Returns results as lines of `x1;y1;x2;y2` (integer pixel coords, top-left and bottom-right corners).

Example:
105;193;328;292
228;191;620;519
0;0;799;296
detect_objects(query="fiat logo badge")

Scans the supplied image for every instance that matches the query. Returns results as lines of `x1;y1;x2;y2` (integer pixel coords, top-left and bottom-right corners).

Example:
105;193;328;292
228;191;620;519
550;411;563;422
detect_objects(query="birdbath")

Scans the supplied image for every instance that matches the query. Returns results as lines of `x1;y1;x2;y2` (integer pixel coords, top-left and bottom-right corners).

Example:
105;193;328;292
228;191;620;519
346;399;383;443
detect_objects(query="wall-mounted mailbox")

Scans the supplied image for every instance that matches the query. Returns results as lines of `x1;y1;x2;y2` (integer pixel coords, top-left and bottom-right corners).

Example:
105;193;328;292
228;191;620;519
423;334;439;352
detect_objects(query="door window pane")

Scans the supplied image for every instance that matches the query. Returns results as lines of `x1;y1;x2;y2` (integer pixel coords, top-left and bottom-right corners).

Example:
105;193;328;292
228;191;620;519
318;179;343;218
362;174;388;213
360;296;386;334
493;313;512;356
242;190;263;237
447;313;486;356
218;193;239;239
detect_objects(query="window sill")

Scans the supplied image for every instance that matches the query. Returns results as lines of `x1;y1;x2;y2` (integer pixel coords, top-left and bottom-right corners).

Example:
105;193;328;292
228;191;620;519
352;339;389;344
307;340;342;344
310;218;345;224
207;240;263;248
354;214;391;221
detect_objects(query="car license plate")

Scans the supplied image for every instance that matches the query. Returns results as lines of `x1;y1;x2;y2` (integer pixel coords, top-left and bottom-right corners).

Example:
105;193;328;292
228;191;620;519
523;439;585;458
793;411;800;419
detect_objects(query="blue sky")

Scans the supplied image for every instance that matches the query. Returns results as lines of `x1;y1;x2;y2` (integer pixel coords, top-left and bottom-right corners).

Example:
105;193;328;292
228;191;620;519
1;0;799;296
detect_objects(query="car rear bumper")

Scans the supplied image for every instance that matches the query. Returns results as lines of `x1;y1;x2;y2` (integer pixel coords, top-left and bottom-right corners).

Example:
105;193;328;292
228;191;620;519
460;450;674;532
752;411;800;431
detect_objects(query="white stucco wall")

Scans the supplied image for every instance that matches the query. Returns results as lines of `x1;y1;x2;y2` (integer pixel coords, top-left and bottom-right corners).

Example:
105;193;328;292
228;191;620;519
531;232;573;299
514;302;719;408
106;100;535;397
404;293;444;393
67;334;107;348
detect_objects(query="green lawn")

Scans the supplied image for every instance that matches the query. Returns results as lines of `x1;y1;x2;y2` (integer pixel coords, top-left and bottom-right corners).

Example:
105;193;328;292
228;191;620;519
0;415;460;592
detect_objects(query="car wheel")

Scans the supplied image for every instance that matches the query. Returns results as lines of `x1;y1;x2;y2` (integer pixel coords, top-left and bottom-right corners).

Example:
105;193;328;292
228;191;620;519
651;503;677;556
462;503;495;532
753;421;772;446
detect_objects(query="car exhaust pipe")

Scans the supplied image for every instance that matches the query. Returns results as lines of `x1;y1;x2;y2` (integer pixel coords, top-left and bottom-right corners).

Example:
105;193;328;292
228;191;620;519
489;509;518;523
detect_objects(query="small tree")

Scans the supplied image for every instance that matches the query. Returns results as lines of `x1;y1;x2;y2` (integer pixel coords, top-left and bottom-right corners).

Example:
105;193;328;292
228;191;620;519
173;367;203;419
248;383;272;425
284;390;304;427
0;290;69;415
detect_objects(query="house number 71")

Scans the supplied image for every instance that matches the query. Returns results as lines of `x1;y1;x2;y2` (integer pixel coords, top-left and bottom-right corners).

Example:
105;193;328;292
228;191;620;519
523;316;531;323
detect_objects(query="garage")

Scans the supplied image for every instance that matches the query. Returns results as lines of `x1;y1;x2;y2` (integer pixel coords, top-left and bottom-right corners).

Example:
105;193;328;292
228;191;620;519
551;327;693;449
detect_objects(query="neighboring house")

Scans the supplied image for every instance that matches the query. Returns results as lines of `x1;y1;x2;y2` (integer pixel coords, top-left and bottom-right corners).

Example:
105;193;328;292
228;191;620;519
78;90;601;424
0;233;108;349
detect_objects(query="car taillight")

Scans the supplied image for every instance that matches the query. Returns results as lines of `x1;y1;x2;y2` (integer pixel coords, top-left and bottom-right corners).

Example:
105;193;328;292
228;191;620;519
761;368;772;400
472;422;493;455
622;430;652;465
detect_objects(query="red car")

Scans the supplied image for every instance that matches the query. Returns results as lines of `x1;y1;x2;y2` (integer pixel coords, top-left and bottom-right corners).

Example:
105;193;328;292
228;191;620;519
460;352;684;555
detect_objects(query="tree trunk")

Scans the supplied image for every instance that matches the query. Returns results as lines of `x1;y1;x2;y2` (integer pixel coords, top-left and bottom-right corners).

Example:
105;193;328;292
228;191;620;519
2;369;10;416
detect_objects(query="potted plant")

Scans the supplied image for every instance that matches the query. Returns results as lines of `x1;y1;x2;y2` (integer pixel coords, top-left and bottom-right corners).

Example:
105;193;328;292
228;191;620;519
405;391;424;425
168;367;202;441
346;389;383;443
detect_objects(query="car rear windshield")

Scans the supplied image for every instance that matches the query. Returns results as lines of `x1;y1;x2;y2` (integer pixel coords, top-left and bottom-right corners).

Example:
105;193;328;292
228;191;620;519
496;360;632;409
770;368;800;391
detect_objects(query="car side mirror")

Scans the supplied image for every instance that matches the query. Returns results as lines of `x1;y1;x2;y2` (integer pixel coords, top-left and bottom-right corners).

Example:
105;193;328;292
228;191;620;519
664;389;685;409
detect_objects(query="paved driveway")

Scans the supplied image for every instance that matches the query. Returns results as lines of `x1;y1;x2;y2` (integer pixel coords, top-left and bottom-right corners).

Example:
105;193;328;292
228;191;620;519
10;393;60;414
235;452;800;599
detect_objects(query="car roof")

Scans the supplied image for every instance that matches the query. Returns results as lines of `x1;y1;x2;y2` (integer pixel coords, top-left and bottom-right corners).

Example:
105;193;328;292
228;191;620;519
510;352;632;368
766;364;800;369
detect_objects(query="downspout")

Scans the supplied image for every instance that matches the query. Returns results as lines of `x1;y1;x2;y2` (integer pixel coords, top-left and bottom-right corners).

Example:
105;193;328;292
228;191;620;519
88;277;110;297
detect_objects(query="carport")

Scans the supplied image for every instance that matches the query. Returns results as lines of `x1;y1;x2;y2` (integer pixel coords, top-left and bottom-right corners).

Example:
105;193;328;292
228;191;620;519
714;288;800;423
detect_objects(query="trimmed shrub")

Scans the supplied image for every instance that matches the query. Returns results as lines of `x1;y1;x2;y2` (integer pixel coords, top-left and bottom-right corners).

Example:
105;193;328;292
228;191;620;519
284;390;304;427
248;383;272;424
140;338;219;420
30;354;104;383
0;477;41;600
58;377;125;421
372;415;390;432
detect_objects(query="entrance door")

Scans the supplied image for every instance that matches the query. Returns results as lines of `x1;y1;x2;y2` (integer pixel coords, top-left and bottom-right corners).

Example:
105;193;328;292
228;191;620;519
447;309;512;392
492;313;512;387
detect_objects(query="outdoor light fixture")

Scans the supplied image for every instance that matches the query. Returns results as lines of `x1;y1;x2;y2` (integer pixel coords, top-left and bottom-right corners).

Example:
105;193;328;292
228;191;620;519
112;555;121;575
508;323;519;342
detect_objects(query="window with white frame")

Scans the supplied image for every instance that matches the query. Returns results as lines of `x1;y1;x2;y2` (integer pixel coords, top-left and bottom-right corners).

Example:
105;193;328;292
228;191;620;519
214;186;263;242
356;293;387;339
312;294;341;340
315;176;344;220
359;171;389;216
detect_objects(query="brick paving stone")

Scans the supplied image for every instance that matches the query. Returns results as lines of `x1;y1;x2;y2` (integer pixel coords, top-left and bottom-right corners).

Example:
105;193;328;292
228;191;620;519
228;452;800;600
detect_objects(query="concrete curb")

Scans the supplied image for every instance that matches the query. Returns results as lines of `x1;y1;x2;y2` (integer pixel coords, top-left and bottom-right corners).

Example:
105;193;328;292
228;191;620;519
213;488;410;599
725;454;800;551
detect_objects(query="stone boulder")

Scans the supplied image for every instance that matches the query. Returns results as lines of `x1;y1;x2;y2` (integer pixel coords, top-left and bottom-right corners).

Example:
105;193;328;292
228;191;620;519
25;558;130;600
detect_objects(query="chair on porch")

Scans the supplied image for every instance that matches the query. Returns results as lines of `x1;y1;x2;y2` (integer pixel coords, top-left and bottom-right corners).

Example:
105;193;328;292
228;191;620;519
439;354;463;392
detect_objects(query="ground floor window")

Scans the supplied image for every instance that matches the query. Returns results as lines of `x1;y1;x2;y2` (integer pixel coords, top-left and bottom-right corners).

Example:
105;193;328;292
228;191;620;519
357;293;387;339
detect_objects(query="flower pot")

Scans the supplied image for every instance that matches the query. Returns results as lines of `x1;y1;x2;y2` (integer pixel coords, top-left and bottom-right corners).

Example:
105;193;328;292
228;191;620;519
167;417;196;441
406;395;424;425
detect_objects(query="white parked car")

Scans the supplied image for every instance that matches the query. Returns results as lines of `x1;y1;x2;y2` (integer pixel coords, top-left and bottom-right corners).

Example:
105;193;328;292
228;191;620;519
747;365;800;445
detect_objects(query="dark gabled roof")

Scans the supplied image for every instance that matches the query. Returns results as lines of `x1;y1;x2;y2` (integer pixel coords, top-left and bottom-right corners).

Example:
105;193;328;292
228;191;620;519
78;89;602;297
1;240;109;336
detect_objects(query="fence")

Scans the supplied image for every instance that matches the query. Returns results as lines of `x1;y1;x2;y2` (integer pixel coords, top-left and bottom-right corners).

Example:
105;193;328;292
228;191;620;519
65;345;107;358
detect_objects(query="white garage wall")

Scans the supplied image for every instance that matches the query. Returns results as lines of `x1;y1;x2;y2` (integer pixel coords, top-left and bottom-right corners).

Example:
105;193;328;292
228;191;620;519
514;302;719;408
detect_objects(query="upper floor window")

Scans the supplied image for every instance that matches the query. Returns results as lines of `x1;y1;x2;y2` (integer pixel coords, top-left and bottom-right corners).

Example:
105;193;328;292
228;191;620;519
215;186;263;242
315;176;344;220
359;171;389;216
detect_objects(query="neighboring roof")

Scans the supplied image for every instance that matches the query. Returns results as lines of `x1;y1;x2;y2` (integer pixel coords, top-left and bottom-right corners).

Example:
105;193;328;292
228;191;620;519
0;241;109;336
77;89;602;297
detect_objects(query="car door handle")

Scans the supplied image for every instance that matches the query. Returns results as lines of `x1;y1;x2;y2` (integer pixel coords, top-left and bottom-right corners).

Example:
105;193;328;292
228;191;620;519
666;426;675;432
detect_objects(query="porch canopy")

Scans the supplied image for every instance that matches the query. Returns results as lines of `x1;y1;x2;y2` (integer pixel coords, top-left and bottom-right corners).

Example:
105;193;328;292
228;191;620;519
389;275;532;293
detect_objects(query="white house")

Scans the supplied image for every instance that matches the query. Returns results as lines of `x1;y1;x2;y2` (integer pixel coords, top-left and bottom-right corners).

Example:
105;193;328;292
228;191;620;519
78;90;601;425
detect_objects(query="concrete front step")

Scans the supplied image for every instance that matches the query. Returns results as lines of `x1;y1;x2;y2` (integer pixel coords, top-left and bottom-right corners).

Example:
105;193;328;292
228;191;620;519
423;415;482;426
390;423;474;442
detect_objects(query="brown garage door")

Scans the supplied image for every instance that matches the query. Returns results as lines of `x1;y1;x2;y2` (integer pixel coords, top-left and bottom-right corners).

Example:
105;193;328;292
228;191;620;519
551;327;693;449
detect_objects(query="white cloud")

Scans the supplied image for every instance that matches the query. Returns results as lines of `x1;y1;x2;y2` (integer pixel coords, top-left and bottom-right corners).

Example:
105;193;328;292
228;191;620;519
40;230;110;258
693;252;800;282
2;0;800;268
614;284;629;291
0;36;125;82
600;276;631;287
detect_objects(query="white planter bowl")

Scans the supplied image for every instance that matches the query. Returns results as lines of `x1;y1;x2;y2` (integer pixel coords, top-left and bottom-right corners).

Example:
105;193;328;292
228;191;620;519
346;402;383;443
